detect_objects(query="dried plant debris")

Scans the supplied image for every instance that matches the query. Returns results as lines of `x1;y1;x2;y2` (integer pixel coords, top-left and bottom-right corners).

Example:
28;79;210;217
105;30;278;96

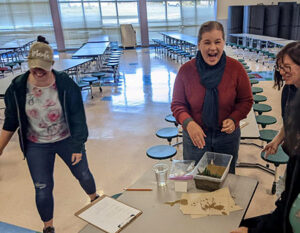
199;164;226;178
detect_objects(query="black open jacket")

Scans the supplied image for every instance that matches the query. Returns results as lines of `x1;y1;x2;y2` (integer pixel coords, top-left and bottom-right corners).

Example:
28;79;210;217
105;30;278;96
3;70;88;157
248;155;300;233
249;86;299;233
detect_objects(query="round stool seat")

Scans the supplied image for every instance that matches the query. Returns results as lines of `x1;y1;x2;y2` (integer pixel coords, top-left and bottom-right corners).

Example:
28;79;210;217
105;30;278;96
107;62;118;66
15;59;24;64
82;77;98;83
256;115;277;128
254;95;267;103
250;79;259;85
107;58;119;62
5;62;16;68
259;129;278;143
260;145;289;165
156;127;178;140
92;72;106;78
146;145;177;160
76;81;89;88
110;55;121;58
238;59;245;62
253;104;272;115
246;69;252;73
252;87;263;94
241;62;247;65
248;74;256;79
165;114;177;124
111;193;122;199
243;65;250;69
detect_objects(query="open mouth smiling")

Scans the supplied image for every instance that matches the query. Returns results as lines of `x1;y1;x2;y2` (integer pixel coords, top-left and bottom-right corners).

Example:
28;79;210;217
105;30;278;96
208;53;218;58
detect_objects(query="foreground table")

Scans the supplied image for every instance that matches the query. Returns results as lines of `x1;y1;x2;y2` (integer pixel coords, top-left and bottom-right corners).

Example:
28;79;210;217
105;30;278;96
79;165;258;233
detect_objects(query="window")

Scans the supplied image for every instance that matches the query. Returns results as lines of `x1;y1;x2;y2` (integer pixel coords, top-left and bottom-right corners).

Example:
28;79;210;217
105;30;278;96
0;0;215;49
0;0;54;46
147;0;215;41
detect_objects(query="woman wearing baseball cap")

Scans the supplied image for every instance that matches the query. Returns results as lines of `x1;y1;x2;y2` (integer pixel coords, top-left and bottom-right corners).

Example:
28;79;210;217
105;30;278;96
0;36;98;233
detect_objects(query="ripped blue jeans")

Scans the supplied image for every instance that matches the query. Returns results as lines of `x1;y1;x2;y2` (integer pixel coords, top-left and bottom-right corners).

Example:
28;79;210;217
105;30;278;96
25;137;96;222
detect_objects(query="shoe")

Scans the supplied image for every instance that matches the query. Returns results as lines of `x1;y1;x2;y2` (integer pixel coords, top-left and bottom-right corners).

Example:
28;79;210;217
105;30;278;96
43;226;55;233
91;194;100;203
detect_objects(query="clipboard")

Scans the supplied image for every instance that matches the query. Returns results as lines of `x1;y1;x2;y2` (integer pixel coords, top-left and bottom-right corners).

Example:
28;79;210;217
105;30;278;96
75;195;142;233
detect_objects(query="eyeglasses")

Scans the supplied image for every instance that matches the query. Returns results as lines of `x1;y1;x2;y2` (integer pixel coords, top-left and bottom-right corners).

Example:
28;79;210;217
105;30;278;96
274;64;291;73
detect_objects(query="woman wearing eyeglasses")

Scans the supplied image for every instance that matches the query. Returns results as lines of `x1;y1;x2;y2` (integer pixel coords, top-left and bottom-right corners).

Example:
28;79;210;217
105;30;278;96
263;41;300;157
231;41;300;233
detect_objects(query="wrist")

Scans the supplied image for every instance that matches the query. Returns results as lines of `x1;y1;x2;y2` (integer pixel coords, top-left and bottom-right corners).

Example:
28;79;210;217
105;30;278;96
183;117;194;130
228;117;236;125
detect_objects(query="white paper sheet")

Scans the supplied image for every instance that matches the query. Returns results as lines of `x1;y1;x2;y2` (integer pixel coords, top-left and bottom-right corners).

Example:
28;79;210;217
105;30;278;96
78;197;141;233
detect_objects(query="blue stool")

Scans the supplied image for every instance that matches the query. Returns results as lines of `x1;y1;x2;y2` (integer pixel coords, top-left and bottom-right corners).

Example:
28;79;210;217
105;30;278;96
261;145;289;194
248;74;256;79
156;127;178;145
165;114;178;127
259;129;278;143
256;115;277;128
81;76;99;98
146;145;177;160
253;95;267;104
253;103;272;115
250;79;259;86
111;193;122;199
252;87;263;95
92;72;107;92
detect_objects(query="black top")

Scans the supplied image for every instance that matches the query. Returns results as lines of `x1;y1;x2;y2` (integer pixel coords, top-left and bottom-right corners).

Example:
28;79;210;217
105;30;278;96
248;85;299;233
281;85;298;155
248;156;300;233
281;84;298;120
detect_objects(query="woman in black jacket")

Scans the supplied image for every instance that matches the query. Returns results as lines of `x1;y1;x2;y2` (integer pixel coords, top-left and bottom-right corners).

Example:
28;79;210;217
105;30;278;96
231;43;300;233
0;36;98;233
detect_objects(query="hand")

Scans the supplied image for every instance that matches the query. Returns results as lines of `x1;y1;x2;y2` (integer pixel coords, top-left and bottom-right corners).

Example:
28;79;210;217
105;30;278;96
221;118;235;134
71;153;82;165
230;227;248;233
262;140;279;158
186;121;206;149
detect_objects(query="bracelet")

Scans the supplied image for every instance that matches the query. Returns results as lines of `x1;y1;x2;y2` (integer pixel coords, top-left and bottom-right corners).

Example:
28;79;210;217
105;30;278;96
183;117;194;129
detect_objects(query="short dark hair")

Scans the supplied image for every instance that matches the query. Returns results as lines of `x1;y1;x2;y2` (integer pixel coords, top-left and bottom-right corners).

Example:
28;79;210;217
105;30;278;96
274;41;300;90
197;21;225;44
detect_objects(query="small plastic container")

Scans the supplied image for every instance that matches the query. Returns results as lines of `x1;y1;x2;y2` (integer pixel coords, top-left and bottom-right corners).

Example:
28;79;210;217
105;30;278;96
192;152;232;191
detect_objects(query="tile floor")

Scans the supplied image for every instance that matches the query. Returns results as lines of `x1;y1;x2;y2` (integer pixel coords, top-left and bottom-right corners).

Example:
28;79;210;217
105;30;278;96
0;47;286;233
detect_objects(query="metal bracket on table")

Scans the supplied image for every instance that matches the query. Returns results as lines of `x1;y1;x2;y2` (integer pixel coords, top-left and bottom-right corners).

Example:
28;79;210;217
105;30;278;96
236;162;275;175
240;141;263;149
238;137;275;175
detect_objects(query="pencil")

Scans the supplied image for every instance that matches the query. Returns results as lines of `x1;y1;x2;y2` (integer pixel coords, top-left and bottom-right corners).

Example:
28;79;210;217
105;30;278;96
124;188;153;191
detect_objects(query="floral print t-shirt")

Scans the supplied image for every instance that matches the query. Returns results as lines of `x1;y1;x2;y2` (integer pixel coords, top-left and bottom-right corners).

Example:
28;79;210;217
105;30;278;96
25;81;70;143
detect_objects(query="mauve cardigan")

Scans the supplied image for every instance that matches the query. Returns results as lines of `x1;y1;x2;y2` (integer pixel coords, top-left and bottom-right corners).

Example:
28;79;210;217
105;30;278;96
171;56;253;130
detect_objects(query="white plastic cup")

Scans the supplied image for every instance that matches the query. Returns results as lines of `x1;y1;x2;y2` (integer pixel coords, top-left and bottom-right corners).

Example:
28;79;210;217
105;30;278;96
153;163;168;187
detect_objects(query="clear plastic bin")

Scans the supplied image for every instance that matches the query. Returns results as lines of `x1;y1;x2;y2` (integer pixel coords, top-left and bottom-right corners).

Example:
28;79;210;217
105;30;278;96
192;152;233;191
